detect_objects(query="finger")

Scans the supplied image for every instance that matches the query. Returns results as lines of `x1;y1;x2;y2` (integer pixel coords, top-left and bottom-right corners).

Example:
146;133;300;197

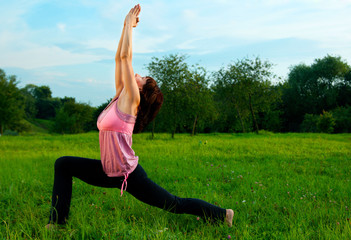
136;7;141;16
134;4;140;13
132;5;138;14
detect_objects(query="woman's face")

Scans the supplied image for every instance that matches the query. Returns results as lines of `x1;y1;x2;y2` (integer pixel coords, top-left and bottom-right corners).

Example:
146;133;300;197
135;73;147;90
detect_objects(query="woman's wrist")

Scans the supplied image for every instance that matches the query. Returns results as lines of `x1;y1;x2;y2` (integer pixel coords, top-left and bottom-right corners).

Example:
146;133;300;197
125;22;133;28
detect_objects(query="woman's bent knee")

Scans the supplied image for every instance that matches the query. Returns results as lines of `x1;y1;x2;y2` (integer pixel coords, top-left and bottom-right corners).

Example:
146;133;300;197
54;156;71;172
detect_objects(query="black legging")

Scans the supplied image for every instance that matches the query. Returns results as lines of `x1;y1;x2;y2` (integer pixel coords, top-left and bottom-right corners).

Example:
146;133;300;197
49;156;226;224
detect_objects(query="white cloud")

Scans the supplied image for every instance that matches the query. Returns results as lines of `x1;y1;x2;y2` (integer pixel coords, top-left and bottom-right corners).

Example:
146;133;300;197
78;0;130;21
98;1;127;20
182;9;198;19
1;45;105;69
176;39;198;50
84;38;116;51
174;0;351;55
36;71;67;78
134;33;173;53
0;0;42;26
57;23;66;32
1;0;351;89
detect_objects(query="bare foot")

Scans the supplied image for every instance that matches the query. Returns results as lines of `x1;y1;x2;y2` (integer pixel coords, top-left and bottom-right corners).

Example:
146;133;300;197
225;209;234;227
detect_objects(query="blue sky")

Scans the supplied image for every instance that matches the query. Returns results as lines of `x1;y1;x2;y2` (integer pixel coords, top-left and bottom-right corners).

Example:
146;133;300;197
1;0;351;106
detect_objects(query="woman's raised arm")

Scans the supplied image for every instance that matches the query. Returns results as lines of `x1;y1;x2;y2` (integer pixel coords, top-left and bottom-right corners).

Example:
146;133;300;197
114;25;126;98
120;5;141;104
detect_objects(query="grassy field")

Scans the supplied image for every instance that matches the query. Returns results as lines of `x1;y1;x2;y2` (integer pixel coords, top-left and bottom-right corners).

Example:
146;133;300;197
0;132;350;239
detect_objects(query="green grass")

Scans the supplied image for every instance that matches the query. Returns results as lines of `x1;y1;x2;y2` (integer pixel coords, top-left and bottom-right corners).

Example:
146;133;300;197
0;132;351;239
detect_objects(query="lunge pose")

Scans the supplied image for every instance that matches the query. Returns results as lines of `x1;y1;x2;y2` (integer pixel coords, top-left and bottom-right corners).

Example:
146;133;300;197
46;4;234;229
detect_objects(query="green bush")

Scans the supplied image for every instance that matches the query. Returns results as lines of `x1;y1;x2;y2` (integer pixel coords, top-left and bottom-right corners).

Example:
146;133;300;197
258;129;275;135
52;100;95;134
261;110;282;132
300;114;319;132
317;110;335;133
53;107;76;134
332;105;351;133
3;129;19;136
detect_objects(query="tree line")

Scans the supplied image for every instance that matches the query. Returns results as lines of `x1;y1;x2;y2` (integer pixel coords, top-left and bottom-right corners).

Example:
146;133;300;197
1;54;350;136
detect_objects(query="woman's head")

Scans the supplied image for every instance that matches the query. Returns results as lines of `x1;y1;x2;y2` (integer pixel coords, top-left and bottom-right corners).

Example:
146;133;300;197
133;76;163;133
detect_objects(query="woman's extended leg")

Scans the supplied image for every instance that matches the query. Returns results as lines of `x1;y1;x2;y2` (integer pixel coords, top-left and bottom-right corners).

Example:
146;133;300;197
48;156;124;224
126;165;228;222
48;157;232;226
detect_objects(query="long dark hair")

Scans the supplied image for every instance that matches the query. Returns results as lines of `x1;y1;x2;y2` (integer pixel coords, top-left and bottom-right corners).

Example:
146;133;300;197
133;77;163;133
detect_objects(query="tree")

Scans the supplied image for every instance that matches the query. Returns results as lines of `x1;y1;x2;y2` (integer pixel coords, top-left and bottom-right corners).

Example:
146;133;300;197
147;54;190;138
182;66;216;135
20;84;38;119
283;55;351;131
213;57;280;133
33;85;52;99
336;70;351;106
33;86;60;119
20;84;60;119
213;68;247;132
147;54;217;137
0;69;25;135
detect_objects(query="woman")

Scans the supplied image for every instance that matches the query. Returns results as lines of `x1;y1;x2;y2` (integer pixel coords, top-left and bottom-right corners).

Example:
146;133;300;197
46;4;234;229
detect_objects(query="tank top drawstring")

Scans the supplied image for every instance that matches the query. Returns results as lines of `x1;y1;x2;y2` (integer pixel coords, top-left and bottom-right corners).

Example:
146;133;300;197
121;173;129;196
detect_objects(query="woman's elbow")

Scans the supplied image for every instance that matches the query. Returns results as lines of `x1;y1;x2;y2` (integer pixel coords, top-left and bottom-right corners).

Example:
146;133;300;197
120;51;131;61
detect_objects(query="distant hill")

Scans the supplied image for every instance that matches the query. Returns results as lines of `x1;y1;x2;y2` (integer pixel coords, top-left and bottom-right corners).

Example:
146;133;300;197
22;119;55;135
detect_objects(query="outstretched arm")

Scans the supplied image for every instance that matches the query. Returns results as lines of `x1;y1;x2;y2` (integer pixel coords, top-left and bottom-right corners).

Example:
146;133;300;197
114;25;126;98
120;5;141;104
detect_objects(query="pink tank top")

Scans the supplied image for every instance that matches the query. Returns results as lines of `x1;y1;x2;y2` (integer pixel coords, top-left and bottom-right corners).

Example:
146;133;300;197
97;97;138;196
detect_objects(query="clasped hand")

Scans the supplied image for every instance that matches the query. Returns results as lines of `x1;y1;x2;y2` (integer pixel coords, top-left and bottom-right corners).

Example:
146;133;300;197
124;4;141;28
